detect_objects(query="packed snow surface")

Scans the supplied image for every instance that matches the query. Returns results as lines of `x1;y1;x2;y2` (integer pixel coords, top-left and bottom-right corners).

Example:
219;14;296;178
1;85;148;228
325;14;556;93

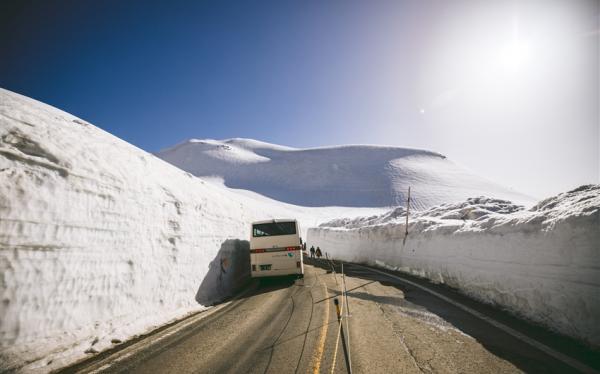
157;138;533;209
308;185;600;346
0;89;383;372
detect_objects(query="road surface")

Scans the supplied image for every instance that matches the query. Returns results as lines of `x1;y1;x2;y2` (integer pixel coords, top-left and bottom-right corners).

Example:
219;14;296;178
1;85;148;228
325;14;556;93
64;261;599;374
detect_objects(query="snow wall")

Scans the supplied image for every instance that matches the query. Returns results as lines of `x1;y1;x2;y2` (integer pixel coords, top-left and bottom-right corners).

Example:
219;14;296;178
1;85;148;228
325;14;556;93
307;187;600;347
0;89;273;372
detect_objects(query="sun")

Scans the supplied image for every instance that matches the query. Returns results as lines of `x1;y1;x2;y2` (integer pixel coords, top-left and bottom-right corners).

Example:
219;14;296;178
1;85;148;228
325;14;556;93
500;40;532;72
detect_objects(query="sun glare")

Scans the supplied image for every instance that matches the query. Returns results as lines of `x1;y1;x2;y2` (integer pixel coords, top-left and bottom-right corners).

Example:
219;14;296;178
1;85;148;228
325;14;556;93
500;40;532;72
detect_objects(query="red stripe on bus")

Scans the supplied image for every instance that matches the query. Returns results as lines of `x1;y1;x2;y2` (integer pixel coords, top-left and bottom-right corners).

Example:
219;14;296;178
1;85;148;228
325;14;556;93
250;246;301;254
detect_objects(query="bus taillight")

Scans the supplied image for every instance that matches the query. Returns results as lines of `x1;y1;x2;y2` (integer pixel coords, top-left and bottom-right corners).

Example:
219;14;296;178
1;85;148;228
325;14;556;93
296;261;301;268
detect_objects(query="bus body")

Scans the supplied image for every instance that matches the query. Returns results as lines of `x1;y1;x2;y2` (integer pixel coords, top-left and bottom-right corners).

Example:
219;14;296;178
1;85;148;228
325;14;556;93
250;219;304;278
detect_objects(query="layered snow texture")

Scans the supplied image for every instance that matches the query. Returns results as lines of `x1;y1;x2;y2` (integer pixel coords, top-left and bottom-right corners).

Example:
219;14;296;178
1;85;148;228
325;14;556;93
0;89;375;372
308;185;600;347
0;89;271;372
0;89;386;372
157;138;533;209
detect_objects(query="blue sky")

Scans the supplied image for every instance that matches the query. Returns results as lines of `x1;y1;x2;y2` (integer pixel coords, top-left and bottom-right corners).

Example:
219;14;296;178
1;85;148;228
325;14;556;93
1;0;598;197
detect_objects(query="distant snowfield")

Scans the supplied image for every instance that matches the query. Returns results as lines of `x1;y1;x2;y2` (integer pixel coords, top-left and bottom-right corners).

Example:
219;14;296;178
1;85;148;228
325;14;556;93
157;137;533;209
0;87;597;373
308;187;600;347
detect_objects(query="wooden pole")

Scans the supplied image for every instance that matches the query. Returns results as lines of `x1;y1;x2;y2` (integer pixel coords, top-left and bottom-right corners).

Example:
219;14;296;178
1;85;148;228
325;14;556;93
405;187;411;237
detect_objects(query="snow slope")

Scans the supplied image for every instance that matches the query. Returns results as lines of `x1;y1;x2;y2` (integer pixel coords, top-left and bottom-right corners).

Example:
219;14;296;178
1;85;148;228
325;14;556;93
307;185;600;347
0;88;382;372
157;138;533;209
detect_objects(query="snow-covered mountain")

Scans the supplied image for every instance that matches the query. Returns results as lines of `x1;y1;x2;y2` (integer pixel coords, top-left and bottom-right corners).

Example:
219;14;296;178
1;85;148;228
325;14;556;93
157;138;533;209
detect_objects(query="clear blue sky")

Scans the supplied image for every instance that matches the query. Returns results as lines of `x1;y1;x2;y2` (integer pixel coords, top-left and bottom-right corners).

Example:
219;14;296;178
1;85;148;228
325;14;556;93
1;0;598;198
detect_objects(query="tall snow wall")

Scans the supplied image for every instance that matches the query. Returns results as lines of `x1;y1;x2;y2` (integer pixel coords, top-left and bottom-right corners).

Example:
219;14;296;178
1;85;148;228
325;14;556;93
307;188;600;347
0;89;269;372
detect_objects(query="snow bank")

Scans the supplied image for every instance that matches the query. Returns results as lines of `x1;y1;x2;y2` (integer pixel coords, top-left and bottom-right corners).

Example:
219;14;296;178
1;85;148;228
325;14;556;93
0;89;382;372
0;89;275;372
0;88;386;372
308;186;600;347
157;137;533;209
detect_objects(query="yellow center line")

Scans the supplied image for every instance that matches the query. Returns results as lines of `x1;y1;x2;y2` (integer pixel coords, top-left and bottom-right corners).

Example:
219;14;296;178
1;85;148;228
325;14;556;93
311;272;330;374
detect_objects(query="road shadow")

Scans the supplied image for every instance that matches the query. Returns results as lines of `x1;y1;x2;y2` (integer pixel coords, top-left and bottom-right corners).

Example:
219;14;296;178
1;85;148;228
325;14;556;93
59;240;294;374
303;257;333;270
195;239;252;306
196;239;301;306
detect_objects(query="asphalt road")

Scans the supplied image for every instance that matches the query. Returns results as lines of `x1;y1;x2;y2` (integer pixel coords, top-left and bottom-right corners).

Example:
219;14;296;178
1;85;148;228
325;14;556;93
65;261;600;374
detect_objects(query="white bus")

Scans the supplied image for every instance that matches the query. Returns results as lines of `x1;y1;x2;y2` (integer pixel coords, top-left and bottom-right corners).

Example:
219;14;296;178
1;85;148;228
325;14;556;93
250;219;304;278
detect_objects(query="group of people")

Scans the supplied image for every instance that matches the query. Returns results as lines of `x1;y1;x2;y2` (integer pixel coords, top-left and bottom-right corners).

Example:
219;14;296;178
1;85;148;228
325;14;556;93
309;245;322;259
301;242;323;259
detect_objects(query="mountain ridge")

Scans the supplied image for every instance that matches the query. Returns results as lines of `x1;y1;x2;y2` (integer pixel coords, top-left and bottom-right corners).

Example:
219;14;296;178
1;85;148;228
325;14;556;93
157;137;532;208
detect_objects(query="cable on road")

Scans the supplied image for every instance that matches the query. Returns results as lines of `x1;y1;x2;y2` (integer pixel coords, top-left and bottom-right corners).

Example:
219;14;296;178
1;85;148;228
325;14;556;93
294;270;319;374
262;281;299;374
325;253;339;285
329;262;353;374
341;262;352;371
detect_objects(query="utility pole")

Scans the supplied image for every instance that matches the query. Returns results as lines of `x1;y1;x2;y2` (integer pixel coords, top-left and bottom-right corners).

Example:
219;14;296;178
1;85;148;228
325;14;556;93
334;298;352;374
403;187;411;245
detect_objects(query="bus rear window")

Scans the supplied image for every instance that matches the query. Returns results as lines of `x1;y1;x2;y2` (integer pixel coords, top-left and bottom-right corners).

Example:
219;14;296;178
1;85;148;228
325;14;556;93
253;222;296;237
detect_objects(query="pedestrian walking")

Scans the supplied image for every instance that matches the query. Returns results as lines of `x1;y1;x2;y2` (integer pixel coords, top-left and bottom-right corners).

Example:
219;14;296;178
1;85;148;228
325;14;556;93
315;247;322;259
310;245;315;258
